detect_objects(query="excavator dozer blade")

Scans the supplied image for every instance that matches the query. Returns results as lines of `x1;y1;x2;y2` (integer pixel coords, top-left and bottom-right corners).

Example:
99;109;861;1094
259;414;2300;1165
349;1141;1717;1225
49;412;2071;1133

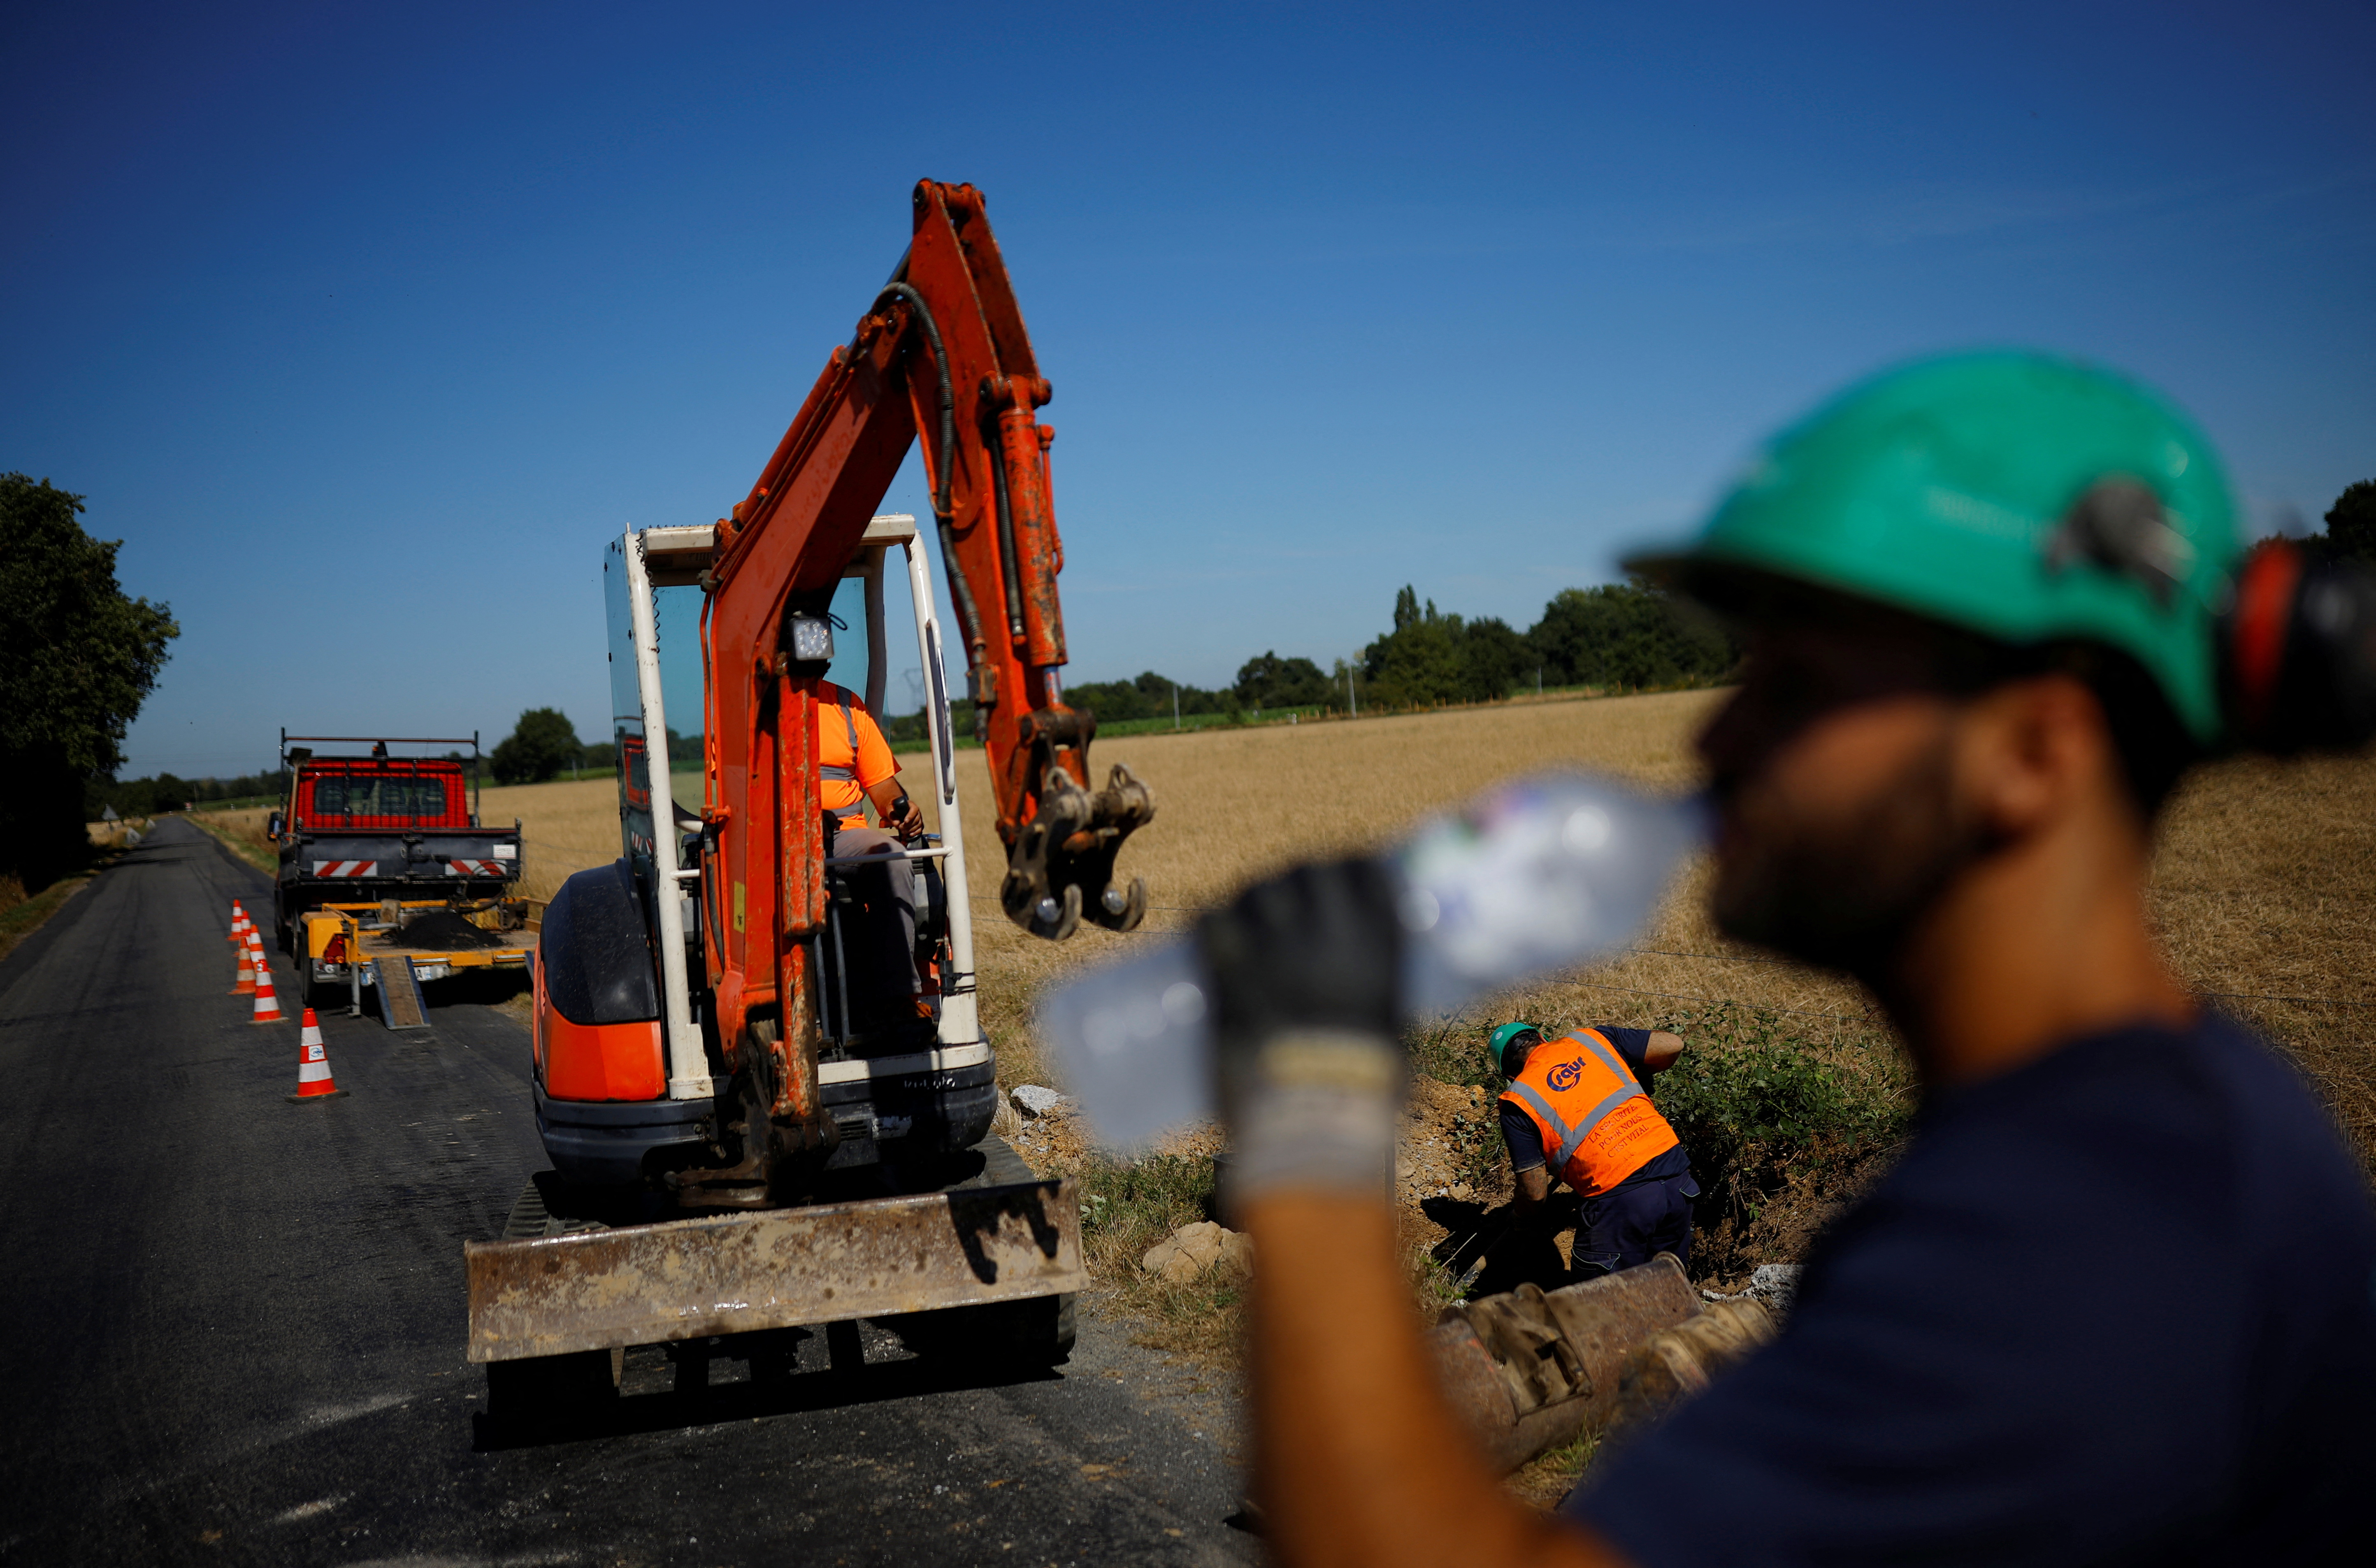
465;1178;1085;1363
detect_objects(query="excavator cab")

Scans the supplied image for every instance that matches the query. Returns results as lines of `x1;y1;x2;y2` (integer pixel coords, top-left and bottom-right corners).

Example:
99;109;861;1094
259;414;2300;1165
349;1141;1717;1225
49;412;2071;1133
533;514;994;1194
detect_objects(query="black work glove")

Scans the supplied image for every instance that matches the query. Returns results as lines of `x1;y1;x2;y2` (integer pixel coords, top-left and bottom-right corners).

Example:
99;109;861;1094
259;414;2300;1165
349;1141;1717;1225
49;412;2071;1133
1196;857;1407;1212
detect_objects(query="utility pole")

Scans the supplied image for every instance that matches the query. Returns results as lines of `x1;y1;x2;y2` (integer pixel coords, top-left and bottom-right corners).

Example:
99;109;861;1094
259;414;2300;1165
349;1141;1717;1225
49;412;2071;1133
1348;665;1358;718
1173;682;1180;732
1536;666;1543;697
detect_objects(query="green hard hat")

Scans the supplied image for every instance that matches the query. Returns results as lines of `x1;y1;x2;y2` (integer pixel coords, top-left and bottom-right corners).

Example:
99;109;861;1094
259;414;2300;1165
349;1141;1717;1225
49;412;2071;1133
1487;1021;1540;1080
1628;351;2242;743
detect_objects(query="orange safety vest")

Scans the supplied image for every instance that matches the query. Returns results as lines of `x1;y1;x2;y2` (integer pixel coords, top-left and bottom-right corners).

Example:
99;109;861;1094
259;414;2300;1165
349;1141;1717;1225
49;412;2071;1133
1498;1028;1680;1198
816;683;876;827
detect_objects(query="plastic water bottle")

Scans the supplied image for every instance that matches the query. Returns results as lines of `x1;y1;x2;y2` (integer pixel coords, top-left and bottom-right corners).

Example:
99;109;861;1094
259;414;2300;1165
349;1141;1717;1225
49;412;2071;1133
1040;772;1706;1148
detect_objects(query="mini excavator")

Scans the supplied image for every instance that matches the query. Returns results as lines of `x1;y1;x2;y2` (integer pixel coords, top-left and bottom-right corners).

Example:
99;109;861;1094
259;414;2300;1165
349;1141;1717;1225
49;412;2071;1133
465;182;1154;1407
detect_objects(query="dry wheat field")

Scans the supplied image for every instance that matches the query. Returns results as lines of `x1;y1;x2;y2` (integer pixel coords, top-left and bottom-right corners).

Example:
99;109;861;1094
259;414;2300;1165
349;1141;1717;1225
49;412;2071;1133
987;693;2376;1166
198;692;2376;1165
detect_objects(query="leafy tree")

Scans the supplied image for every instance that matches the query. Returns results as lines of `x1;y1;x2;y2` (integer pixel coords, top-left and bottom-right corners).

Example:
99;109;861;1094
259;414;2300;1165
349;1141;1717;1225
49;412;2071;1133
1525;581;1735;690
1065;675;1152;724
1456;616;1528;703
490;707;581;784
1363;587;1467;706
0;474;179;892
1232;651;1331;710
1059;671;1225;726
2318;480;2376;563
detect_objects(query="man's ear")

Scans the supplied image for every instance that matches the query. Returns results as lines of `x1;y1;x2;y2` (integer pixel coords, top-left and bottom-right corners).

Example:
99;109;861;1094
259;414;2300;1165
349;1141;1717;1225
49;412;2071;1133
1963;674;2110;839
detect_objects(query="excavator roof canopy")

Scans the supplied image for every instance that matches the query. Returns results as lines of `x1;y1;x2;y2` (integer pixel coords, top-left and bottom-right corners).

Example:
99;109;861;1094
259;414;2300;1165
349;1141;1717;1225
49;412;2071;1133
641;514;918;588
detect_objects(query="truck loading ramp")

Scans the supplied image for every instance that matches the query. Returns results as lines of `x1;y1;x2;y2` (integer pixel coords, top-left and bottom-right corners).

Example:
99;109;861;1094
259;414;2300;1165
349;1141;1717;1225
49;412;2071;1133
374;955;431;1030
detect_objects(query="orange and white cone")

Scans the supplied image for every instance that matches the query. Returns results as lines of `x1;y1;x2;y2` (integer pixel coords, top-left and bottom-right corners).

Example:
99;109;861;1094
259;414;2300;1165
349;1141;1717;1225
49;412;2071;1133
286;1009;346;1101
228;901;249;943
232;926;258;994
250;945;285;1023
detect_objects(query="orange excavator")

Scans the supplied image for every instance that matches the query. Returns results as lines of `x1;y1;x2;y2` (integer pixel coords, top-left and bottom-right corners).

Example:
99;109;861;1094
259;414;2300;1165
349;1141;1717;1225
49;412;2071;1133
465;181;1154;1410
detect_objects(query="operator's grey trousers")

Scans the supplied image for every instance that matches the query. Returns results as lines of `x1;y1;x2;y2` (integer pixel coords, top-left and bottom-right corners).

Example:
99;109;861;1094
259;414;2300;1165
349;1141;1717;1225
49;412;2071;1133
835;828;919;1025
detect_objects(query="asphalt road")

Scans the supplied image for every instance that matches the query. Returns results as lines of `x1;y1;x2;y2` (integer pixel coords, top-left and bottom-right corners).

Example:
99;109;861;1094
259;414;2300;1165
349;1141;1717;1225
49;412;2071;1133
0;820;1257;1567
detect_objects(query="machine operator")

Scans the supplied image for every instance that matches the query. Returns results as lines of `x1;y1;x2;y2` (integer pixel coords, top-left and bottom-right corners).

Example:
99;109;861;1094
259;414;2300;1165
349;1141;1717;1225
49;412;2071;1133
1192;352;2376;1566
1490;1022;1695;1283
817;681;927;1025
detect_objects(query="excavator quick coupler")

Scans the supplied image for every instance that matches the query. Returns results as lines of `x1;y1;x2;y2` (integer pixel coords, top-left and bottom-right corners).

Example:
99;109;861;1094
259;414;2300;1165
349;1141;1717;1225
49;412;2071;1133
1000;761;1154;941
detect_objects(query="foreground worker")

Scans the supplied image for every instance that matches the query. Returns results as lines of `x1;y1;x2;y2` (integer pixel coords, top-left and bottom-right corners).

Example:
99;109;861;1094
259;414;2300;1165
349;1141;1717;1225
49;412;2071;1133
1490;1022;1694;1282
1200;353;2376;1566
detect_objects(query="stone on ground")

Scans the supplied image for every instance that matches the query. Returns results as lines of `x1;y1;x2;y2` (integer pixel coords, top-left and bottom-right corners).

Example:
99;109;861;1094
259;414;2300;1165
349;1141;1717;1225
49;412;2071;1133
1748;1263;1802;1314
1011;1084;1070;1119
1140;1220;1255;1285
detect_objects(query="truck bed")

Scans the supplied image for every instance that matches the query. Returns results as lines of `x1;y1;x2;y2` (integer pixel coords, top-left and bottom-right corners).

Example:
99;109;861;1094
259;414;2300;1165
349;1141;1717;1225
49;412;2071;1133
294;903;536;1017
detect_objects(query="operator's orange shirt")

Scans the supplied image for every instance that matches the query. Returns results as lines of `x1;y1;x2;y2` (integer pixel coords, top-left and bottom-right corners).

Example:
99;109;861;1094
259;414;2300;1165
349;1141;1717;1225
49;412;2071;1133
817;683;897;829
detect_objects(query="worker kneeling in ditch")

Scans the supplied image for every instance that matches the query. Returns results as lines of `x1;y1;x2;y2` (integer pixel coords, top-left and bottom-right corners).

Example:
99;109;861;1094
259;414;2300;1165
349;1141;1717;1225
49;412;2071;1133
1197;352;2376;1566
1488;1021;1695;1287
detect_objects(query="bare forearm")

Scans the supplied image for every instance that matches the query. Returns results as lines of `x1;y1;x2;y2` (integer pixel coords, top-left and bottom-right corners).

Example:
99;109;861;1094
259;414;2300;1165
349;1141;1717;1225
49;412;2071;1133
1241;1193;1629;1568
863;776;921;834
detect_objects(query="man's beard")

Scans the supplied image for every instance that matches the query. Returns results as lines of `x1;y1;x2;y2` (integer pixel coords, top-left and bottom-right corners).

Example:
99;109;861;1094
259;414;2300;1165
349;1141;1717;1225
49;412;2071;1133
1709;732;1987;981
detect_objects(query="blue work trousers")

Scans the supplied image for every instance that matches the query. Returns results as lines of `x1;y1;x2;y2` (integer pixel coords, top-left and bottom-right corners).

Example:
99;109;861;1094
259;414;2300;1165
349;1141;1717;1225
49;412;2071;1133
1573;1167;1699;1278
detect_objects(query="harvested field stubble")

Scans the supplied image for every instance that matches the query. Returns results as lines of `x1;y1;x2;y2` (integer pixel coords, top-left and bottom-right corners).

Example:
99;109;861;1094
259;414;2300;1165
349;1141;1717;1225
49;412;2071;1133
958;691;1735;1087
2148;753;2376;1158
472;774;692;903
182;699;2376;1181
376;694;2376;1184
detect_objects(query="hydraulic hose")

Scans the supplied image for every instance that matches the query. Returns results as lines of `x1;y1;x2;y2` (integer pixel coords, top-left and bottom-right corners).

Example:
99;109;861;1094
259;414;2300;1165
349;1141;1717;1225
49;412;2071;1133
990;416;1026;640
869;282;991;688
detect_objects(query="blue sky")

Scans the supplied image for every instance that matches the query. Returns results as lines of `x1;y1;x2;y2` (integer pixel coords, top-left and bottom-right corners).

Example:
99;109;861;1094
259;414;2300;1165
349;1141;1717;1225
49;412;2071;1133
7;2;2370;779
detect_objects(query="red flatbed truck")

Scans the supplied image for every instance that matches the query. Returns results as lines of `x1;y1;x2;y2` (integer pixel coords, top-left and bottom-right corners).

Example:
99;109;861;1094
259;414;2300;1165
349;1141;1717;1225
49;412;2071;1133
271;732;533;1020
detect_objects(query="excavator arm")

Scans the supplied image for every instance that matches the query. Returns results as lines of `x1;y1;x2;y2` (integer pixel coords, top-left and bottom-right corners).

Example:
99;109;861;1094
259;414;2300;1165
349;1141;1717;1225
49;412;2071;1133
701;179;1152;1143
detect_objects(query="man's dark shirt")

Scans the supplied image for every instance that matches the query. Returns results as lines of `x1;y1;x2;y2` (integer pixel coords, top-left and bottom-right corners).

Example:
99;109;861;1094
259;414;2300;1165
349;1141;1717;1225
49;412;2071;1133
1500;1027;1690;1188
1566;1014;2376;1565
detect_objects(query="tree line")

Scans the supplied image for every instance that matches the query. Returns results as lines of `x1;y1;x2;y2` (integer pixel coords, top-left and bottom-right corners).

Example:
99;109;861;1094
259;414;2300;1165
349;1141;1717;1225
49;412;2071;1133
2;474;178;899
1014;576;1740;730
47;480;2376;843
483;712;699;786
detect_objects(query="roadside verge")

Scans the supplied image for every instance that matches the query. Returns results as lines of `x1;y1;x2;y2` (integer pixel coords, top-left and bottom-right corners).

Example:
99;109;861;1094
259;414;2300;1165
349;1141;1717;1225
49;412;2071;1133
182;811;277;873
0;874;95;966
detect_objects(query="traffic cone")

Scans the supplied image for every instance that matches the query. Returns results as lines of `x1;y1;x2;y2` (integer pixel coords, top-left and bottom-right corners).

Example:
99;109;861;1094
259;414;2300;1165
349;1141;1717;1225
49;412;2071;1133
227;901;248;943
232;925;258;994
251;945;285;1023
236;927;265;993
286;1009;346;1101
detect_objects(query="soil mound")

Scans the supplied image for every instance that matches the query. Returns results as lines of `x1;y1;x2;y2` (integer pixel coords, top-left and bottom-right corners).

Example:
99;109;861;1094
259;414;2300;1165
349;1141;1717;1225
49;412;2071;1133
397;910;509;950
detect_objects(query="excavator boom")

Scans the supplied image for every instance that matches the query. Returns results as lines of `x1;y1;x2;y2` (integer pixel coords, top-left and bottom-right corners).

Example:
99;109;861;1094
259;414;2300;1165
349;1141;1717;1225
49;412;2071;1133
701;179;1152;1136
